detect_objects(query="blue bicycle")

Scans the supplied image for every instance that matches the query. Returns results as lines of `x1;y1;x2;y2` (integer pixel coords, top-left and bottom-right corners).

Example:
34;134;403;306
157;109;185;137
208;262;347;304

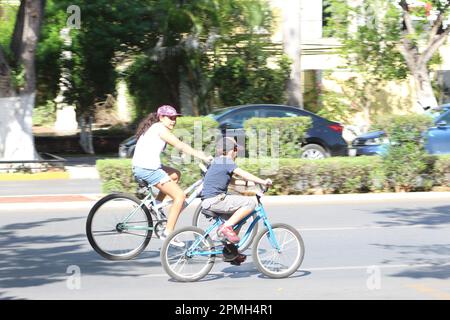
160;184;305;281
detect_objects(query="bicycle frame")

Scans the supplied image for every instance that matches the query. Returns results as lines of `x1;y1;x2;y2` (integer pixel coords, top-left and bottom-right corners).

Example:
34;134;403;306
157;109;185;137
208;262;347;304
187;197;281;257
121;177;204;231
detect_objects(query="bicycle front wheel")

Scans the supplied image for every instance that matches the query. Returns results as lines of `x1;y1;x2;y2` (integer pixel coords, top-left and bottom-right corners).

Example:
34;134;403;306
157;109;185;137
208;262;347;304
252;223;304;278
160;226;215;282
192;203;258;252
86;193;153;260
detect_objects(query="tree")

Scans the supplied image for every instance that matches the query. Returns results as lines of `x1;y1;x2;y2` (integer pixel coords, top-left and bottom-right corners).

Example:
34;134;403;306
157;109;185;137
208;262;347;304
126;0;282;116
325;0;450;113
0;0;46;161
398;0;450;110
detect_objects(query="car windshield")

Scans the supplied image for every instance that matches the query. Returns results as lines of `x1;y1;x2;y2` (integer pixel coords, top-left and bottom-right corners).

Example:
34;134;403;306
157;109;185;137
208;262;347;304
208;107;235;118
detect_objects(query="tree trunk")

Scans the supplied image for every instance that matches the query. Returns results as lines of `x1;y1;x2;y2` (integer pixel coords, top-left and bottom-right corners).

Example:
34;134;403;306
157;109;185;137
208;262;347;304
412;65;439;112
79;116;95;154
0;0;46;161
281;0;303;108
12;0;45;94
0;93;39;161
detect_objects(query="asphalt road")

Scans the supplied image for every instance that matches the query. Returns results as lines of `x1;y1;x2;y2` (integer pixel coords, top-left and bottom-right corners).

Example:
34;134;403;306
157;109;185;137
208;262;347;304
0;179;102;196
1;197;450;300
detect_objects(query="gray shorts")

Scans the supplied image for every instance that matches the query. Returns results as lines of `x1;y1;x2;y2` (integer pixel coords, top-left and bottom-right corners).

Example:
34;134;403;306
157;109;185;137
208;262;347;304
201;194;257;216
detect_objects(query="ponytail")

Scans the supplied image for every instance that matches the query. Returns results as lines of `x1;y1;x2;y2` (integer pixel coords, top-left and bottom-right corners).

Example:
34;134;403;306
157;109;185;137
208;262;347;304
135;112;159;139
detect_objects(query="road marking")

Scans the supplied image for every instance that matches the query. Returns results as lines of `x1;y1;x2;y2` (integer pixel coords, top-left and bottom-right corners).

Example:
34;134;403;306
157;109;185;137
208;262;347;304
296;224;448;231
139;262;450;278
406;283;450;300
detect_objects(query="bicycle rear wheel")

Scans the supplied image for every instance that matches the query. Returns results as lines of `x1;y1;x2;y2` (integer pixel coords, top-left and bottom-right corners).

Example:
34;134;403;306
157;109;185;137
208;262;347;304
86;193;153;260
192;203;258;252
252;223;304;278
160;226;215;282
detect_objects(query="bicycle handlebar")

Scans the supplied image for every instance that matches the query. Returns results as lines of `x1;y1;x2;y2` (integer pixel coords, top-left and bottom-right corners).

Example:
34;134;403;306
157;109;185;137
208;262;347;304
255;183;270;198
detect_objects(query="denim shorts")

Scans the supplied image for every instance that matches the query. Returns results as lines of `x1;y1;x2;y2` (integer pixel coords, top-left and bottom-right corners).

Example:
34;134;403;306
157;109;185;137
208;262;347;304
133;166;171;186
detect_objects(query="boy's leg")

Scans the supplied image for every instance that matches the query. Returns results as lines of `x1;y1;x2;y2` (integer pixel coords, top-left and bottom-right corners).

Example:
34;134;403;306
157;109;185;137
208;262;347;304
221;195;257;226
210;195;257;243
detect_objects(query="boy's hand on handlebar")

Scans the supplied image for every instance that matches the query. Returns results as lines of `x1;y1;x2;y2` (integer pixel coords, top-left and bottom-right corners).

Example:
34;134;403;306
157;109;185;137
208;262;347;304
264;179;272;187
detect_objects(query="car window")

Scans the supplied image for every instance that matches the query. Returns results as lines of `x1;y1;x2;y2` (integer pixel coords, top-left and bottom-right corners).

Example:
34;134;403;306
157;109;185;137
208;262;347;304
262;109;300;118
221;109;259;127
438;111;450;124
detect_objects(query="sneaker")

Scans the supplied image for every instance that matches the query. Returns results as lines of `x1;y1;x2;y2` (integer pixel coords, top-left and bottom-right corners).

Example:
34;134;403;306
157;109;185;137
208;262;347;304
217;225;240;244
160;231;185;248
230;254;247;266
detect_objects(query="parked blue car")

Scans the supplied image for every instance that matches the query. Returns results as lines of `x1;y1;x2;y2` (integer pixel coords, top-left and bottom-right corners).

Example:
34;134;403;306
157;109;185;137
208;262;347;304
350;104;450;156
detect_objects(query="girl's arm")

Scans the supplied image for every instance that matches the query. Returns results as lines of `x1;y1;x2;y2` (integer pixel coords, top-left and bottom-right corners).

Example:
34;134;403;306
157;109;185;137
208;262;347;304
233;168;271;186
159;129;210;162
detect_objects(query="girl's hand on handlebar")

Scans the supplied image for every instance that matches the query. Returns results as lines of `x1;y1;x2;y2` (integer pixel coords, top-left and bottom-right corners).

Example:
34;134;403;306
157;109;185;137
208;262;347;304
264;179;273;187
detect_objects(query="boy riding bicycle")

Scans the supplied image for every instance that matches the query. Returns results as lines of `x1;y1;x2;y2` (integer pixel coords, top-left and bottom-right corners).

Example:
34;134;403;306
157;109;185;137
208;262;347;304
201;137;272;264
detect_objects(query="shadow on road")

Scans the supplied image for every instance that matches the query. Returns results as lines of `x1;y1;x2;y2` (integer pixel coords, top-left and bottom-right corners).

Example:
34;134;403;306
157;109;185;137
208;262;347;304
0;217;161;289
371;205;450;228
370;204;450;279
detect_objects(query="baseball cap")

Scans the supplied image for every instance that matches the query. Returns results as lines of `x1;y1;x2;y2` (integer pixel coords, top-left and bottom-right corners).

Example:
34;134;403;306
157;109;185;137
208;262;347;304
157;105;182;117
215;137;243;155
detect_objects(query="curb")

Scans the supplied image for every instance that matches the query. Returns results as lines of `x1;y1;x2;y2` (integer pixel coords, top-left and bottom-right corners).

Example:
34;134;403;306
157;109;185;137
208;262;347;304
0;166;99;181
0;192;448;211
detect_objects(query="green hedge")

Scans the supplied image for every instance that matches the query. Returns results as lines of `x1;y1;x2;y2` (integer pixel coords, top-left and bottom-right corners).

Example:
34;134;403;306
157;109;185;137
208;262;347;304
374;114;435;192
96;155;450;195
434;155;450;187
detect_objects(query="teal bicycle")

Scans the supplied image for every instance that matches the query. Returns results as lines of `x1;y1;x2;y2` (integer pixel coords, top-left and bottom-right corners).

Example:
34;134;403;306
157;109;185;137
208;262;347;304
86;163;207;261
160;184;305;281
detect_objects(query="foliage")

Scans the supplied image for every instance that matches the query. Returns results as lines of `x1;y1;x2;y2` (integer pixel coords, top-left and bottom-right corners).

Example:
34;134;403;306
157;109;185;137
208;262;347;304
33;100;57;126
163;116;220;160
212;45;291;107
37;0;157;117
124;0;285;116
244;117;312;158
96;155;450;195
0;3;18;57
324;0;408;82
96;158;137;194
434;155;450;187
372;114;435;191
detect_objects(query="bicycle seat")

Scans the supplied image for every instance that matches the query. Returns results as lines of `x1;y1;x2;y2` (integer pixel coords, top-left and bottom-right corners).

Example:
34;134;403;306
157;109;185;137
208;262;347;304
201;208;220;218
134;177;148;188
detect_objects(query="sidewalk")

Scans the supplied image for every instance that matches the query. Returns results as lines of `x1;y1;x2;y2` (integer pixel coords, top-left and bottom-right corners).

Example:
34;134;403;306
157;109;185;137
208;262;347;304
1;191;448;211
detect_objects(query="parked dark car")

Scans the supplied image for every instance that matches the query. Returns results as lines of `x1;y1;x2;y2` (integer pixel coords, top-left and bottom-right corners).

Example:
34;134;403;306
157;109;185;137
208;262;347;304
349;104;450;156
119;104;348;159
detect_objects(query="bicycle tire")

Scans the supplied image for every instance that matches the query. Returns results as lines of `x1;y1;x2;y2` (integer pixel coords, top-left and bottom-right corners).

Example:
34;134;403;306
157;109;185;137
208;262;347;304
252;223;304;279
86;193;153;260
191;203;258;252
160;226;215;282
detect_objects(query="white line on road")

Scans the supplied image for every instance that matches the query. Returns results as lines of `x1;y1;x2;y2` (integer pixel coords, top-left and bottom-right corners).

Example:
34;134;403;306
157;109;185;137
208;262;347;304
296;224;449;231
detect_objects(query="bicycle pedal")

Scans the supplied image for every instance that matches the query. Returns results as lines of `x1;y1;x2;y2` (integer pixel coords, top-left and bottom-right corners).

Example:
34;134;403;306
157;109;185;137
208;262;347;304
222;243;239;262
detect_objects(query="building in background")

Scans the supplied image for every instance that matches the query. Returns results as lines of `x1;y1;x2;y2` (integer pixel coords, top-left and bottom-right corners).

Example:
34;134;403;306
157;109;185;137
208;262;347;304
268;0;450;135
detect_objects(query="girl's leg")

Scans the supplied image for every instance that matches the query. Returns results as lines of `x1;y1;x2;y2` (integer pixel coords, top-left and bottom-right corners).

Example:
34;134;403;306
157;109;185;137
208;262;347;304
156;166;181;202
154;180;186;233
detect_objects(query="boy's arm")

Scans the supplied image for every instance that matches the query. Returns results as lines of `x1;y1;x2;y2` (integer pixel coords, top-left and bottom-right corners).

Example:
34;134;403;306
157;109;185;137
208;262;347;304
233;168;271;186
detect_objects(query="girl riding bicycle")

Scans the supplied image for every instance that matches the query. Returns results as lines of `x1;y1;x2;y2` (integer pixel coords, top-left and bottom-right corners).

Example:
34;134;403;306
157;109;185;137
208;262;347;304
132;105;212;241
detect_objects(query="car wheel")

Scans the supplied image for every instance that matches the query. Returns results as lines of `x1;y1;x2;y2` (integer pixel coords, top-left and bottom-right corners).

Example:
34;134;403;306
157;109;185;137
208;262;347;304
301;144;329;159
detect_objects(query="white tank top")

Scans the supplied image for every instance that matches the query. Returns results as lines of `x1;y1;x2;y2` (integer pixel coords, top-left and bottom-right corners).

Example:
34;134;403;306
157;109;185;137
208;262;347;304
132;122;167;169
